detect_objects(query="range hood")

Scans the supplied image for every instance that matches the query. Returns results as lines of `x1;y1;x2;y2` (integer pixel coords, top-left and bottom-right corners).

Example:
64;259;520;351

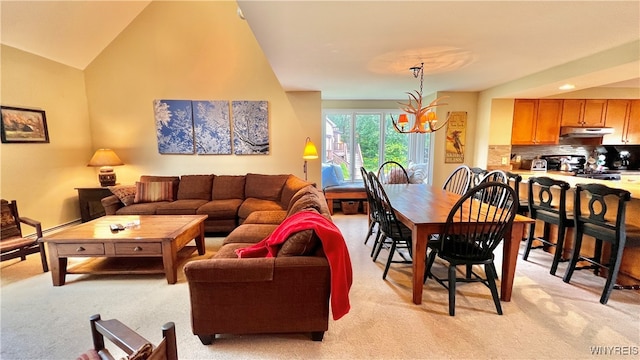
560;126;614;138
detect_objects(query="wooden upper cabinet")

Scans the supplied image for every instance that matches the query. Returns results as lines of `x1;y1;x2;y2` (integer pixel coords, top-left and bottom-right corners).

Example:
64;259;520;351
511;99;537;145
603;99;640;145
603;99;630;144
561;99;584;126
626;99;640;144
583;99;607;126
561;99;606;126
535;99;563;144
511;99;561;145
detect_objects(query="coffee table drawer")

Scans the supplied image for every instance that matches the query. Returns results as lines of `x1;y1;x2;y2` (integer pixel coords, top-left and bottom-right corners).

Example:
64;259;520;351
115;243;162;255
57;243;105;256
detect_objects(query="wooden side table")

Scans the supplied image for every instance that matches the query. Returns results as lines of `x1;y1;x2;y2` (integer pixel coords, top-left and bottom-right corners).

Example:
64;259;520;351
76;187;113;222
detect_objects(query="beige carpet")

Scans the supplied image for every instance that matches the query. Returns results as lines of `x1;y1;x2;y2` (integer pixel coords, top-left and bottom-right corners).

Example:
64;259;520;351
1;214;638;360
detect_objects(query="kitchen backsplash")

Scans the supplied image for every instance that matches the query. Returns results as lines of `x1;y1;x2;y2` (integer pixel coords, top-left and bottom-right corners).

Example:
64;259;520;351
511;144;640;170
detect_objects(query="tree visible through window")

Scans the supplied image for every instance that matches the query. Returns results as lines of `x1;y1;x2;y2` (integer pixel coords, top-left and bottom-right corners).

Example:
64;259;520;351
323;110;432;183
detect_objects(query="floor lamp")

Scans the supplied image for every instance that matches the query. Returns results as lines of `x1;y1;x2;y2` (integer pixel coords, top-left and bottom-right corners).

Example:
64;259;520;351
302;137;318;181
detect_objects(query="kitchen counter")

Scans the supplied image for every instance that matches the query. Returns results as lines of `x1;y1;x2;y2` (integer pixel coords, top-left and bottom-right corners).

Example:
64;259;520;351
511;170;640;199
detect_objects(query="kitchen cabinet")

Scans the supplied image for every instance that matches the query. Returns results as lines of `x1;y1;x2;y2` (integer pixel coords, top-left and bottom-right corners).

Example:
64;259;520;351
511;99;562;145
560;99;606;127
603;99;640;145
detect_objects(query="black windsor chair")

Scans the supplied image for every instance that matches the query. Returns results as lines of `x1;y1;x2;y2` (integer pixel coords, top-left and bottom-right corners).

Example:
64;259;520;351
425;182;518;316
377;161;410;184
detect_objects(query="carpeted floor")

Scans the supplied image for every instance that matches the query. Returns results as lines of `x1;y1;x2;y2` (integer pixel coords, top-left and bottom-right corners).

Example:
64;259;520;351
1;214;638;359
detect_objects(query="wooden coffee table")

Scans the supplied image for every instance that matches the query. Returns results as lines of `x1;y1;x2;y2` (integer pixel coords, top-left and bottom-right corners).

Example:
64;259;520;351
41;215;207;286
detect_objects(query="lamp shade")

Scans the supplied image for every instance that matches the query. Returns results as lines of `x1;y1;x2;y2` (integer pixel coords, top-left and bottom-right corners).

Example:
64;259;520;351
87;149;124;167
397;114;409;124
302;137;319;159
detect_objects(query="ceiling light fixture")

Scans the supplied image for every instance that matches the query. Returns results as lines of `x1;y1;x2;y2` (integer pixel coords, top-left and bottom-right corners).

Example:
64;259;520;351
559;83;575;91
391;62;450;134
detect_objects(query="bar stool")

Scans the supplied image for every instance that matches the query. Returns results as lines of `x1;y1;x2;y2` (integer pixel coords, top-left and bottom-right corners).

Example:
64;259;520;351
563;183;640;304
523;176;573;275
505;171;528;216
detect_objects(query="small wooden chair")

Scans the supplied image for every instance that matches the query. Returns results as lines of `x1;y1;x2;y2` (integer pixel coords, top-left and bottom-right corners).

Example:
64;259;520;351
78;314;177;360
1;199;48;272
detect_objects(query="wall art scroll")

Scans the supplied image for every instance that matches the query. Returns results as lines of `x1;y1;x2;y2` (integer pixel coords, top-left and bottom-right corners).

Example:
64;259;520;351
444;111;467;164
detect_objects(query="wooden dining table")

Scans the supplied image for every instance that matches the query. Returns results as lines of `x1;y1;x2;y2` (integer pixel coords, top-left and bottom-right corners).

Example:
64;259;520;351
382;183;534;305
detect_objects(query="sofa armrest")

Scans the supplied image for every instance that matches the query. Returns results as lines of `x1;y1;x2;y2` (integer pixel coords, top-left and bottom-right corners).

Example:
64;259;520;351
184;258;275;283
101;195;123;215
184;256;329;283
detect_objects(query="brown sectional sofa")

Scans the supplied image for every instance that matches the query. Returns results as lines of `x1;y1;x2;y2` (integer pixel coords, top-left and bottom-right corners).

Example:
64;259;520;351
101;173;312;233
102;173;345;343
184;184;335;344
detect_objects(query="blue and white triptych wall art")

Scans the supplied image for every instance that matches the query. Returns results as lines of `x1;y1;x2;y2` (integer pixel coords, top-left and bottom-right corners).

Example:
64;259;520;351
153;99;268;155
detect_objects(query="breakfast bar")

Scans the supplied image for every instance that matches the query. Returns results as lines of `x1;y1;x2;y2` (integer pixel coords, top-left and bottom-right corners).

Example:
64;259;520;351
511;170;640;285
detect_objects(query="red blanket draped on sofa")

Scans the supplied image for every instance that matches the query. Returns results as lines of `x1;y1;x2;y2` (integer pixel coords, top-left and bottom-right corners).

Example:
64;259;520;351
235;210;353;320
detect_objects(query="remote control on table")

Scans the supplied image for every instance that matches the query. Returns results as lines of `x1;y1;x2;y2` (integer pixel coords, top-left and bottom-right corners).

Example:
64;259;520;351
110;224;125;231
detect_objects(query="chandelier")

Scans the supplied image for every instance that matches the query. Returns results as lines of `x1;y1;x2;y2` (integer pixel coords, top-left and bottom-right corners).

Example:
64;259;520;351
391;62;450;134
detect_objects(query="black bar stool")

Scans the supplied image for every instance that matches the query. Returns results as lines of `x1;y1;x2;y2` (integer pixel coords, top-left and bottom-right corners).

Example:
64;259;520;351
563;183;640;304
523;176;573;275
505;171;528;216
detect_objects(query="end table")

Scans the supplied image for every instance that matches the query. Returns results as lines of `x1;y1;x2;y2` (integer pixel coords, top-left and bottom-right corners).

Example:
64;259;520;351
76;187;113;222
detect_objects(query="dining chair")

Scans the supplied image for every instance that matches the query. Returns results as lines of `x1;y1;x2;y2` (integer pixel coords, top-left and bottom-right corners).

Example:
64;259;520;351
563;183;640;304
425;182;517;316
426;165;472;281
361;167;381;247
368;171;413;279
442;165;472;195
469;167;487;188
476;170;509;206
377;161;410;184
522;176;573;276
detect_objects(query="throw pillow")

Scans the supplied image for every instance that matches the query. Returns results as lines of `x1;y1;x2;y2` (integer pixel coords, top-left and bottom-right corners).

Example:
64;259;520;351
322;163;341;188
277;229;320;256
408;162;428;184
134;181;174;203
108;185;136;206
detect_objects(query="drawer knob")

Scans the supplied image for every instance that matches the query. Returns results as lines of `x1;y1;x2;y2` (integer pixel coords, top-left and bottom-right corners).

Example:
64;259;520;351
133;246;143;252
76;247;85;252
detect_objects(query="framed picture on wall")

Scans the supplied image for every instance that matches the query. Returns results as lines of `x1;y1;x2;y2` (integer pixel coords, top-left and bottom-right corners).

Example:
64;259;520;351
0;106;50;143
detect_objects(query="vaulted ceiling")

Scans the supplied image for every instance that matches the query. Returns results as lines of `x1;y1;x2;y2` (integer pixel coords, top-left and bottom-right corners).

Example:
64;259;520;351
2;1;639;100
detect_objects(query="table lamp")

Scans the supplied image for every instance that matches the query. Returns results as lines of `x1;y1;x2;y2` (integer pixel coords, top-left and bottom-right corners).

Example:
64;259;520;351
302;137;318;181
87;149;124;186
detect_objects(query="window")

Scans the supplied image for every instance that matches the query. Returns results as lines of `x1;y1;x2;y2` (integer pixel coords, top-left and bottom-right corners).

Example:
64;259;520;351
323;110;433;183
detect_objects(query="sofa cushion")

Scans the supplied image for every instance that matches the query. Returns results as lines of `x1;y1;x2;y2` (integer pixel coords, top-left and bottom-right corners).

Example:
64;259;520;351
139;175;180;200
238;198;285;221
287;189;323;217
177;174;214;200
108;185;136;206
134;181;175;203
277;229;320;257
213;243;246;259
196;199;243;219
212;175;245;200
224;224;278;245
280;175;312;207
245;173;289;201
115;202;168;215
156;199;208;215
243;210;287;225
